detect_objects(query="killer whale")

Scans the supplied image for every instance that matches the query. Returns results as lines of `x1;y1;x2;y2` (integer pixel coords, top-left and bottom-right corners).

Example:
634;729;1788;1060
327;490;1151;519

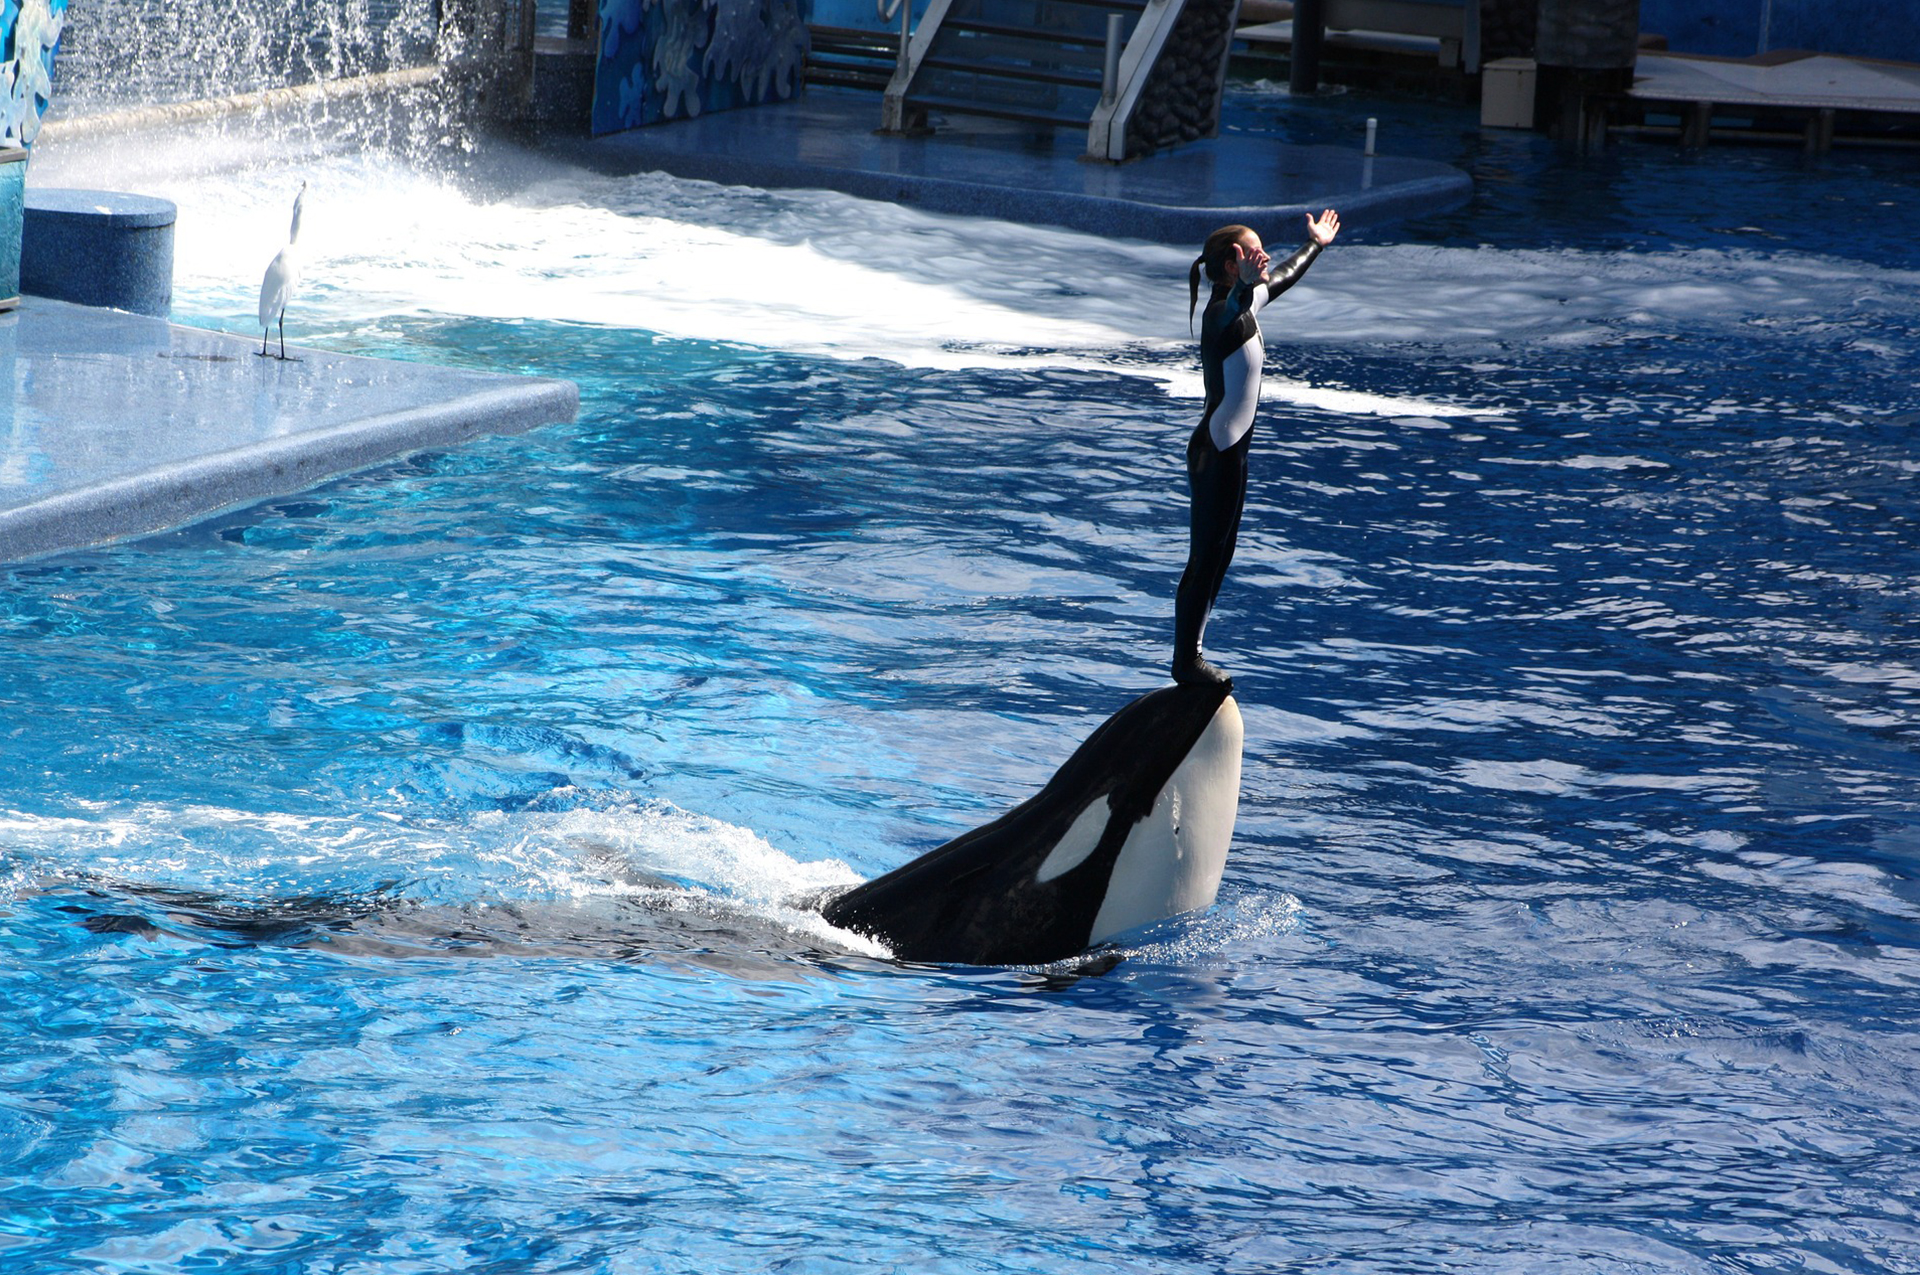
57;686;1243;973
820;681;1244;966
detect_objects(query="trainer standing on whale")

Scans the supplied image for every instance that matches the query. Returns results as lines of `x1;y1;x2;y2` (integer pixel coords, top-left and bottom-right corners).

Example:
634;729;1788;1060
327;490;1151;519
1174;211;1340;687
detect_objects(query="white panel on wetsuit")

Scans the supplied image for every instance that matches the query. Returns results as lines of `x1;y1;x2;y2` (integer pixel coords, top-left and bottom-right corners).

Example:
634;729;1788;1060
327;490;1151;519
1210;339;1263;451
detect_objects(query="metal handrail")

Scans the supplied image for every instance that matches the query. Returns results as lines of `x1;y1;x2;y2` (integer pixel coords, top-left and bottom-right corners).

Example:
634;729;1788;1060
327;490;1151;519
1100;12;1122;105
879;0;912;76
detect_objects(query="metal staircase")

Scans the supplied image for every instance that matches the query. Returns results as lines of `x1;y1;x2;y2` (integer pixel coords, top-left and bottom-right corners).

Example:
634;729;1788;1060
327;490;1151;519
896;0;1145;131
881;0;1237;160
805;25;903;92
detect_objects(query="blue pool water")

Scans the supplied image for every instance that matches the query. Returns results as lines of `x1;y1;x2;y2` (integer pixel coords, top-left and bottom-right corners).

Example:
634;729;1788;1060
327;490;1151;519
6;97;1920;1272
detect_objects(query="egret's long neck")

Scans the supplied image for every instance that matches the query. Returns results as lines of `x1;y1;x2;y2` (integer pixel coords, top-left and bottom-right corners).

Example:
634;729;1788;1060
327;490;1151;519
288;193;305;246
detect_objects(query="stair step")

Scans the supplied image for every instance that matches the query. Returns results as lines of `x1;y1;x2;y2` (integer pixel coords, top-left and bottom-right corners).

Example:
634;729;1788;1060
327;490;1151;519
809;51;898;70
905;93;1088;128
809;40;899;60
928;31;1110;70
802;65;890;89
941;18;1110;47
1038;0;1148;10
809;24;902;51
806;22;900;90
918;56;1103;88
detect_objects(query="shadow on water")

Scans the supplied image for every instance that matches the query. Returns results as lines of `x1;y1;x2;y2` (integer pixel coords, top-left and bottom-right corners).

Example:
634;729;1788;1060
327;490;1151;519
40;874;1131;989
46;874;886;977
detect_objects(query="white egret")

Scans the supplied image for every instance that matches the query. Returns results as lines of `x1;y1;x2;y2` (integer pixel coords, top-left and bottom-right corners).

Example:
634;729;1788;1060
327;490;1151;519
257;182;306;359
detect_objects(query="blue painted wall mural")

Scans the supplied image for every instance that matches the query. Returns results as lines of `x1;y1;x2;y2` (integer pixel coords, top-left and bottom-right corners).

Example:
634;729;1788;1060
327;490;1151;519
593;0;809;135
3;0;65;146
2;0;64;307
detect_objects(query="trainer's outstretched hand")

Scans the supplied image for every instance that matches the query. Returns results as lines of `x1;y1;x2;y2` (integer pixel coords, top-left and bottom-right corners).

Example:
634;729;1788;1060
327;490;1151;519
1233;240;1271;283
1307;208;1341;245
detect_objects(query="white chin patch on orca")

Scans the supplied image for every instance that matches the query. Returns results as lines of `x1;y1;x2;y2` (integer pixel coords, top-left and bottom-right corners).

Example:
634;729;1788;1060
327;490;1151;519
1035;797;1115;884
1087;696;1244;947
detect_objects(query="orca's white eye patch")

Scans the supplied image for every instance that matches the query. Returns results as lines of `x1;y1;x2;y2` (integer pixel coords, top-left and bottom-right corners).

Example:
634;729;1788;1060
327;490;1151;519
1035;798;1113;883
821;686;1242;966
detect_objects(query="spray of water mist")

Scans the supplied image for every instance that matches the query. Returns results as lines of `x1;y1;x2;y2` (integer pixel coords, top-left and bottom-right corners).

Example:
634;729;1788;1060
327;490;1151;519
48;0;442;116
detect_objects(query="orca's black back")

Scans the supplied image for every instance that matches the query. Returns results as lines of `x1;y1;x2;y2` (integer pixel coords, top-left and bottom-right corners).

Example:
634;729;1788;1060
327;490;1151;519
822;681;1234;965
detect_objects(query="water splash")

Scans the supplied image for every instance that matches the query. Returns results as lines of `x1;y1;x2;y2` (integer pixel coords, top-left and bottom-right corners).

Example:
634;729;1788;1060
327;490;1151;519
0;794;884;959
48;0;439;116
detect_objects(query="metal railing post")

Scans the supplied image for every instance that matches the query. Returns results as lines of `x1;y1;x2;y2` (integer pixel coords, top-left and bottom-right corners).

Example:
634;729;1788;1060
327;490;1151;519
1101;13;1123;106
881;0;912;77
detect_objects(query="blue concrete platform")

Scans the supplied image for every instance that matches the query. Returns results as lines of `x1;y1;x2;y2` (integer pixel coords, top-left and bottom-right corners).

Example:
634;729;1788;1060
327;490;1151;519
580;89;1471;243
23;189;177;318
0;298;578;563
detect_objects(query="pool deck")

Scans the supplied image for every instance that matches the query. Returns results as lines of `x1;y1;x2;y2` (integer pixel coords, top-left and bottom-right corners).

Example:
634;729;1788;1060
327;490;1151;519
1631;49;1920;116
0;298;578;563
578;88;1472;243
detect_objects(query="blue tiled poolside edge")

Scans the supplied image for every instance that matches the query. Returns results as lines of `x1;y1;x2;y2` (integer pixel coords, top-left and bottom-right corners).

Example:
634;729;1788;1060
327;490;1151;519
0;298;579;563
581;90;1472;242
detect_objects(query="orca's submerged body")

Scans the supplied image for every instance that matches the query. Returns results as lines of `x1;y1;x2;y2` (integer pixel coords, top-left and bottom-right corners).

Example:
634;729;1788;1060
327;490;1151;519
821;682;1244;966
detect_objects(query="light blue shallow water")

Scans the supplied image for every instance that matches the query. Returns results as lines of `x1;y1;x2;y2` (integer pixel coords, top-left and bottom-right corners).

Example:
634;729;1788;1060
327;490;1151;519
5;115;1920;1272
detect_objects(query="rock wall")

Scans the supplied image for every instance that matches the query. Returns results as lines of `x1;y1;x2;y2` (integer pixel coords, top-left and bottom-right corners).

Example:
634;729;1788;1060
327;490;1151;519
1122;0;1233;159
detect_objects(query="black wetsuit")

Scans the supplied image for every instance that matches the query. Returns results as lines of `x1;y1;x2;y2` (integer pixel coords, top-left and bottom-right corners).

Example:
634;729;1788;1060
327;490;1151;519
1173;240;1323;686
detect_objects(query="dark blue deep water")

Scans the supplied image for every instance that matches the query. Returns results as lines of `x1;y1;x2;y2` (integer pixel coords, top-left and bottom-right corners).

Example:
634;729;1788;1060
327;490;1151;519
4;88;1920;1273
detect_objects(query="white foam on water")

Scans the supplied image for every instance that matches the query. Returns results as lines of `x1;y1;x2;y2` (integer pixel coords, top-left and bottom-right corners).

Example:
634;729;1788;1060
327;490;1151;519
45;131;1913;418
1110;890;1307;966
113;149;1170;376
0;796;884;956
477;799;886;956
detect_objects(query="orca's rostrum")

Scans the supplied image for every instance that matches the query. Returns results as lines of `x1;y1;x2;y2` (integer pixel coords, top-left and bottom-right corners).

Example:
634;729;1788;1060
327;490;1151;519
820;681;1244;966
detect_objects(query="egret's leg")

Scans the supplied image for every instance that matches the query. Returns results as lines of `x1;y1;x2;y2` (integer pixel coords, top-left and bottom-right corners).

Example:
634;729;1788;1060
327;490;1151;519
260;327;269;357
278;314;287;360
